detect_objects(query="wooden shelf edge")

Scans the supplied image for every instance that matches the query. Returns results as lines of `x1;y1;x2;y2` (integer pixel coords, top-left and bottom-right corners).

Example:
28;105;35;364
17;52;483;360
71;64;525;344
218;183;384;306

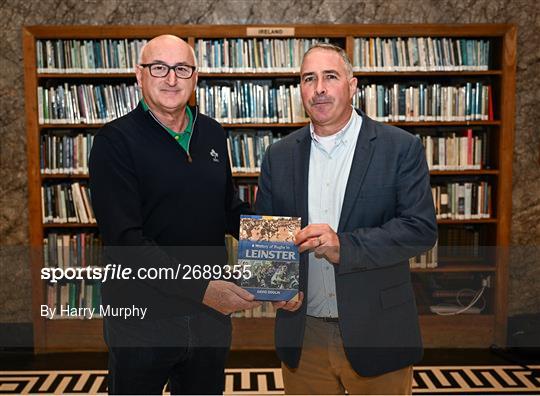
41;174;90;179
38;120;501;129
412;265;496;273
38;73;136;78
40;123;104;129
430;170;499;175
43;223;98;228
437;218;497;224
354;70;502;76
36;70;503;79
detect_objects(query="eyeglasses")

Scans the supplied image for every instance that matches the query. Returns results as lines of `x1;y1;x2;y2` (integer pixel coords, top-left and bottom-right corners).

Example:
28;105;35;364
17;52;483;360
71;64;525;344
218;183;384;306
139;62;196;79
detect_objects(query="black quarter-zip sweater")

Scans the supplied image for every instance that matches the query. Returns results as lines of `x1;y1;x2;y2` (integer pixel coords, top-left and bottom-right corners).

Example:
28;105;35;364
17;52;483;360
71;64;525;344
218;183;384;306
89;103;249;318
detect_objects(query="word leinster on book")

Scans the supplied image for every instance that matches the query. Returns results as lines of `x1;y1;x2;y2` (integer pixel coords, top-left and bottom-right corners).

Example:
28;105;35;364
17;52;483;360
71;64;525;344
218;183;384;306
238;215;300;301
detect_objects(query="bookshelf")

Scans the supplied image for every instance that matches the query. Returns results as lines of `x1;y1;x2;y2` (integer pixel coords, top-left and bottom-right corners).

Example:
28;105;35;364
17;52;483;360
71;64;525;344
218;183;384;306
24;24;516;352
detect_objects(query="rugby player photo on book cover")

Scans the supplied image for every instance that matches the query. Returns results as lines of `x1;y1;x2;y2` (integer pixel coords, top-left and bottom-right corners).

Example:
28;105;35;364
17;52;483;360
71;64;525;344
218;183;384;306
238;215;300;301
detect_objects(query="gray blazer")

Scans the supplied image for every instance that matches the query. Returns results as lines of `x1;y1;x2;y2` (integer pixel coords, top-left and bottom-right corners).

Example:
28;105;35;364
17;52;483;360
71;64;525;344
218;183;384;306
255;109;438;376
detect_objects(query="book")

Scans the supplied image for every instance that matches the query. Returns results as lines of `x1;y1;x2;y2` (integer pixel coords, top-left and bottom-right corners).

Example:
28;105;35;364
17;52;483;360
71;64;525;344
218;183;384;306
237;215;301;301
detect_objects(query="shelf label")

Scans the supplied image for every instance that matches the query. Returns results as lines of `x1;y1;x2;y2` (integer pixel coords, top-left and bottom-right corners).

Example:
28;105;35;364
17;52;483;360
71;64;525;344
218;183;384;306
246;27;295;37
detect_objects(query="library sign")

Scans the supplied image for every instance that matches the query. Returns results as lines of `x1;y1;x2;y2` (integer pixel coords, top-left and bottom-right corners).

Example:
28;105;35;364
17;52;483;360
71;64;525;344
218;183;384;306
246;27;295;37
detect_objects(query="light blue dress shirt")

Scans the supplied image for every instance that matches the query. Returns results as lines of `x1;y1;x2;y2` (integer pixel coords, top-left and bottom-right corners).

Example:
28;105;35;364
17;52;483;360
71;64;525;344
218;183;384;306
306;108;362;318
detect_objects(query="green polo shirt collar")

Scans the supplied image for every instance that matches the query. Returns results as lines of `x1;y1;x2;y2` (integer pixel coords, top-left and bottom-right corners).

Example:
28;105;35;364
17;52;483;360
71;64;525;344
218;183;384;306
141;99;193;153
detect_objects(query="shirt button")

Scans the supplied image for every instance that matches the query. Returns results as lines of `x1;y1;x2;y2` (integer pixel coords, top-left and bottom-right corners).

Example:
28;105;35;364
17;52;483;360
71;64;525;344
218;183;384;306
175;136;179;140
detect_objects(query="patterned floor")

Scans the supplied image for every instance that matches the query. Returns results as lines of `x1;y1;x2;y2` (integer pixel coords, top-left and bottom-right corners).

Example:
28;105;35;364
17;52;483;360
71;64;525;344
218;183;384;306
0;366;539;394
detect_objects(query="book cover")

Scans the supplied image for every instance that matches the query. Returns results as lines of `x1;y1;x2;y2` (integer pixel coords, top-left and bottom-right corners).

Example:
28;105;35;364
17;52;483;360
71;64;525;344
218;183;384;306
238;215;300;301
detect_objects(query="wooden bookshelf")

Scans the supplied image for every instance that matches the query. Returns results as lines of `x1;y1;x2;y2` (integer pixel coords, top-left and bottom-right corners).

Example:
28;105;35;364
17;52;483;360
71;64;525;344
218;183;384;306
24;24;516;352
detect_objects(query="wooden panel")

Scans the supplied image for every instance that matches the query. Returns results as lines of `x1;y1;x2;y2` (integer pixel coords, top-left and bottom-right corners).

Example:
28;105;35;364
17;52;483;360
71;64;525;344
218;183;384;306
25;24;515;39
38;320;106;353
494;25;517;345
37;315;496;352
231;318;275;350
420;315;495;347
40;317;275;352
23;27;47;353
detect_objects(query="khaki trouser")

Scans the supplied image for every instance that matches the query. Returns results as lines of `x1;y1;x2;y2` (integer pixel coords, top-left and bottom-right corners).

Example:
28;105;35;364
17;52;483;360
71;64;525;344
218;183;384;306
281;316;413;395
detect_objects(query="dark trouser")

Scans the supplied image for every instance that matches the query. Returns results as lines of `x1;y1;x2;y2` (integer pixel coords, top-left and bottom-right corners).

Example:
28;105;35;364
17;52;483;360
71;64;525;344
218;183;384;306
107;346;229;394
104;310;231;395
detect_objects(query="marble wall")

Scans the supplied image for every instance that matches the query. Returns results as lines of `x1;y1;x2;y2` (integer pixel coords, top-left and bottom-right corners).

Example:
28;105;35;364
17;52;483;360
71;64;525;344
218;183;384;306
1;0;538;324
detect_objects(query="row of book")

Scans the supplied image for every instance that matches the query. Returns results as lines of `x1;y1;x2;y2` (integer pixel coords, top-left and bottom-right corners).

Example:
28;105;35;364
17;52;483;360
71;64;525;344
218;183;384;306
35;37;491;74
409;241;439;269
42;183;96;224
353;83;493;122
439;226;482;258
418;129;488;170
353;37;490;71
432;182;492;220
38;128;491;174
46;281;101;319
41;230;446;272
196;80;308;124
239;182;489;224
39;229;476;272
47;281;488;319
40;181;492;225
45;278;274;319
40;132;94;174
39;129;282;175
36;128;489;175
37;83;141;124
227;232;438;274
227;130;281;173
237;184;259;207
43;232;101;269
37;80;493;125
195;38;328;73
231;301;277;318
36;39;148;73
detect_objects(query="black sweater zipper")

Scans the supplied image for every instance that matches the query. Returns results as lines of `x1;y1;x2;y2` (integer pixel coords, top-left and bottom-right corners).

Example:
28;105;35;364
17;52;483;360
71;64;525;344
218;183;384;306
186;107;198;163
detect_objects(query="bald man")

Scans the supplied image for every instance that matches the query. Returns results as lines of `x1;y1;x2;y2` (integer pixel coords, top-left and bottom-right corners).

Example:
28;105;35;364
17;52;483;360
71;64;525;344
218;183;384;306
90;35;257;394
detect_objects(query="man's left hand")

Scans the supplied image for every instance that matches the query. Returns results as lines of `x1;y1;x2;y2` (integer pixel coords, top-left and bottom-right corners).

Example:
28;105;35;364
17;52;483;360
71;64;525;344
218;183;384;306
294;224;340;264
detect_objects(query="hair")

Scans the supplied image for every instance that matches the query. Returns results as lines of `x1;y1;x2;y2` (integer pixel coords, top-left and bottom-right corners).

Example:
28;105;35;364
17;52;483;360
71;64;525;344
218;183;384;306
302;42;353;78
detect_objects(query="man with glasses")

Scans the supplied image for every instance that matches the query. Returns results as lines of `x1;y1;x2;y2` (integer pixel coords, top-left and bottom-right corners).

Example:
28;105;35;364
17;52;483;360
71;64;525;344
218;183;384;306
90;35;258;394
